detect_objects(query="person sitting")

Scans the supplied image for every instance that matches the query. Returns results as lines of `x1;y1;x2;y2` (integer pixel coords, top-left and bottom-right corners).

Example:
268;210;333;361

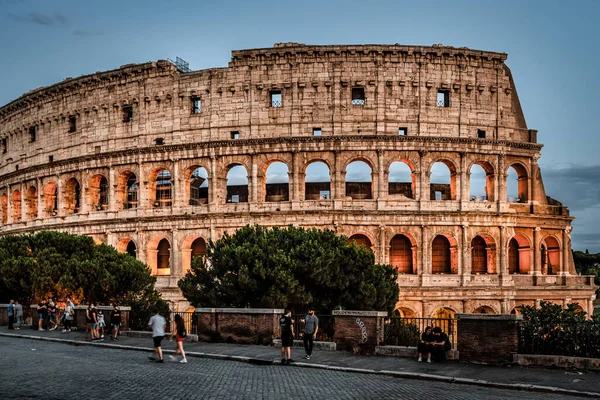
417;326;434;363
430;326;451;362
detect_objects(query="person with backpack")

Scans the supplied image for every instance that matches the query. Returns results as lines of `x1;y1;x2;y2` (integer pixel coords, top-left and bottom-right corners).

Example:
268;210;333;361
170;314;187;363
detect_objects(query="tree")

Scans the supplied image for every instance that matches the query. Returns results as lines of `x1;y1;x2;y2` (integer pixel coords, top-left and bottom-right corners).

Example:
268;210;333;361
178;225;399;313
0;231;168;314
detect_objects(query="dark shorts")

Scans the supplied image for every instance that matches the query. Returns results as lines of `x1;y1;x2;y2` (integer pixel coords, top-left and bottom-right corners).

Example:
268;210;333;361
281;334;294;347
153;335;164;348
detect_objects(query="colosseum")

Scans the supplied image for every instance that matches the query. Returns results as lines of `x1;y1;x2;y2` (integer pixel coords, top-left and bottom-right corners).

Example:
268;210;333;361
0;43;596;315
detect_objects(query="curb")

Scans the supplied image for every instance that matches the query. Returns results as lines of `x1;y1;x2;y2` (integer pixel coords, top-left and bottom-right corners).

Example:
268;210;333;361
1;332;598;398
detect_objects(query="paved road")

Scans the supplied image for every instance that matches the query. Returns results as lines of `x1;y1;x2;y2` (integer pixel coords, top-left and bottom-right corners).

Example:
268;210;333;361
0;337;585;400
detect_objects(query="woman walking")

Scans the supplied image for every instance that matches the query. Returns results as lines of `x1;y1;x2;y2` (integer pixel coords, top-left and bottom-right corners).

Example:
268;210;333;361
170;314;187;363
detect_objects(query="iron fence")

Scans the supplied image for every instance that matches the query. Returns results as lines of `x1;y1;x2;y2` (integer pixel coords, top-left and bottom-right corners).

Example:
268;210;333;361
290;314;335;342
518;321;600;358
383;317;458;349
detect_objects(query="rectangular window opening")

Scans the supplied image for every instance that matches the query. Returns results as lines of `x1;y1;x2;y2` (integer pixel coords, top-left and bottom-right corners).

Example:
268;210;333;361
155;137;164;145
231;131;240;140
191;97;202;114
69;116;77;133
437;90;450;107
122;106;133;123
313;127;322;136
48;155;54;163
352;87;365;105
477;129;486;139
29;126;36;143
1;138;7;153
398;127;407;136
270;90;282;108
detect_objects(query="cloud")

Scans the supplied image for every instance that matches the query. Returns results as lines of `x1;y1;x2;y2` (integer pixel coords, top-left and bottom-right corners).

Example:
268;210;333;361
72;29;104;37
7;11;69;25
540;164;600;211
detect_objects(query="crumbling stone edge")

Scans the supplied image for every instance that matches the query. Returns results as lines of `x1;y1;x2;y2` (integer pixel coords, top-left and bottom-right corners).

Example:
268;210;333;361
1;332;598;398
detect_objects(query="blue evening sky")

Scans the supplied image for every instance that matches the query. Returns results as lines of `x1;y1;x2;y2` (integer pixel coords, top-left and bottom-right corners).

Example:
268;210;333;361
1;0;599;251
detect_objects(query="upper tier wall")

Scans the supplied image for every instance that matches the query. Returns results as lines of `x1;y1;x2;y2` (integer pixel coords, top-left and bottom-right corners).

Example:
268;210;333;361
0;44;531;176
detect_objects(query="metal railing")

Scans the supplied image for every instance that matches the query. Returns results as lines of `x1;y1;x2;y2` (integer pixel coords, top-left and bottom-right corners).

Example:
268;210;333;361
383;317;458;349
290;314;335;342
518;321;600;358
166;312;197;335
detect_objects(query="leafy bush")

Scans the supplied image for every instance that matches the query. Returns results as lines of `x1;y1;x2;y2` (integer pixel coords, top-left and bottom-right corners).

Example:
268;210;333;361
384;318;421;346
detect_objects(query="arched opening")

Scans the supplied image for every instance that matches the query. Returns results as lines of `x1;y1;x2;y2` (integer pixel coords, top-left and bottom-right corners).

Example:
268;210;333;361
154;169;173;208
473;306;496;314
388;161;415;199
89;174;109;211
265;161;289;202
11;191;22;222
188;167;209;205
43;182;58;217
1;194;7;224
347;234;373;252
507;164;528;203
305;161;330;200
471;235;497;274
116;171;138;209
432;307;456;320
25;186;38;220
226;165;249;203
390;234;415;274
345;160;372;199
432;235;458;274
508;234;531;274
63;178;81;215
157;238;171;274
116;238;137;258
182;236;208;275
191;237;207;261
397;307;417;319
469;162;494;201
510;307;521;315
126;241;137;258
541;236;560;275
430;161;456;200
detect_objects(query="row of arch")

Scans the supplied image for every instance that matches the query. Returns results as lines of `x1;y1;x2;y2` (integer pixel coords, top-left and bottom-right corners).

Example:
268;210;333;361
395;303;585;319
1;159;529;223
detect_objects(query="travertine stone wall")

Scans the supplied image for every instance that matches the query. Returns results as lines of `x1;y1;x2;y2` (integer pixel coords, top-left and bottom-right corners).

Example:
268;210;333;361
0;43;596;313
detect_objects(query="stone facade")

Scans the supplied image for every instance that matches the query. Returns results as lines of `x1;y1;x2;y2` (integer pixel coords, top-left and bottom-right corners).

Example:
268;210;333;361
0;43;596;313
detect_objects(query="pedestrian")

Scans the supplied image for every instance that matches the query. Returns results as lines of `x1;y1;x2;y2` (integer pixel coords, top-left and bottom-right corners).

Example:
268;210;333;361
301;307;319;360
97;308;106;339
279;309;294;365
170;314;187;363
37;299;47;331
7;299;15;329
417;326;434;363
109;305;121;341
14;300;23;330
430;326;451;362
47;301;58;331
147;309;167;363
62;297;74;333
85;304;93;339
90;303;101;341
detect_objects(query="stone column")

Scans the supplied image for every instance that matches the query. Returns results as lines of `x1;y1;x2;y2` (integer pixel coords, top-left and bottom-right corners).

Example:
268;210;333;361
80;170;88;214
377;150;384;200
56;176;63;216
418;151;428;209
530;155;539;204
251;155;258;203
6;185;13;224
291;151;298;201
109;167;117;211
172;228;180;282
209;155;217;205
461;225;470;282
533;227;541;274
379;225;386;265
36;178;43;219
459;152;467;205
421;225;430;275
137;162;147;209
20;182;25;222
172;161;179;209
333;150;342;200
499;226;507;280
562;227;571;275
497;155;506;210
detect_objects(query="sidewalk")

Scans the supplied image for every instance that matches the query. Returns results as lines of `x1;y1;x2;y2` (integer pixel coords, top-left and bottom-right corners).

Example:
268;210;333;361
2;328;599;398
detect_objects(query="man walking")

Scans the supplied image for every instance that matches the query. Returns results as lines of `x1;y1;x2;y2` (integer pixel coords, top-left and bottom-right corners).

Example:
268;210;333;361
279;310;294;365
37;299;47;331
7;299;15;329
110;305;121;341
147;309;166;363
301;307;319;360
14;300;23;329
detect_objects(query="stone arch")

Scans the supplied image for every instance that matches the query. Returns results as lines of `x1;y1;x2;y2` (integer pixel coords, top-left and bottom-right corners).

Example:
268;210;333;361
305;161;331;200
182;235;208;275
264;161;289;202
226;164;249;203
116;238;137;258
43;181;58;216
508;234;531;274
25;186;38;220
345;159;373;200
185;165;209;206
471;233;497;274
388;160;416;199
147;236;171;275
506;162;528;203
469;160;495;201
510;306;521;315
0;194;7;224
117;170;138;209
431;234;459;274
148;168;173;208
431;307;456;319
430;159;457;200
397;307;417;319
63;178;81;215
389;233;417;274
473;305;497;314
11;190;22;222
347;233;374;253
89;174;109;211
541;235;561;275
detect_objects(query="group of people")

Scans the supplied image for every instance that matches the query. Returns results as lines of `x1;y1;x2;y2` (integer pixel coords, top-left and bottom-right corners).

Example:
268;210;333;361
85;303;122;341
6;299;23;330
417;326;451;363
35;297;73;332
147;309;188;364
279;307;319;364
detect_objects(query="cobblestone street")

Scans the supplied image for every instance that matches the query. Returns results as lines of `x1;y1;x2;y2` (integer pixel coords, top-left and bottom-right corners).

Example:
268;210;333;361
0;337;586;400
